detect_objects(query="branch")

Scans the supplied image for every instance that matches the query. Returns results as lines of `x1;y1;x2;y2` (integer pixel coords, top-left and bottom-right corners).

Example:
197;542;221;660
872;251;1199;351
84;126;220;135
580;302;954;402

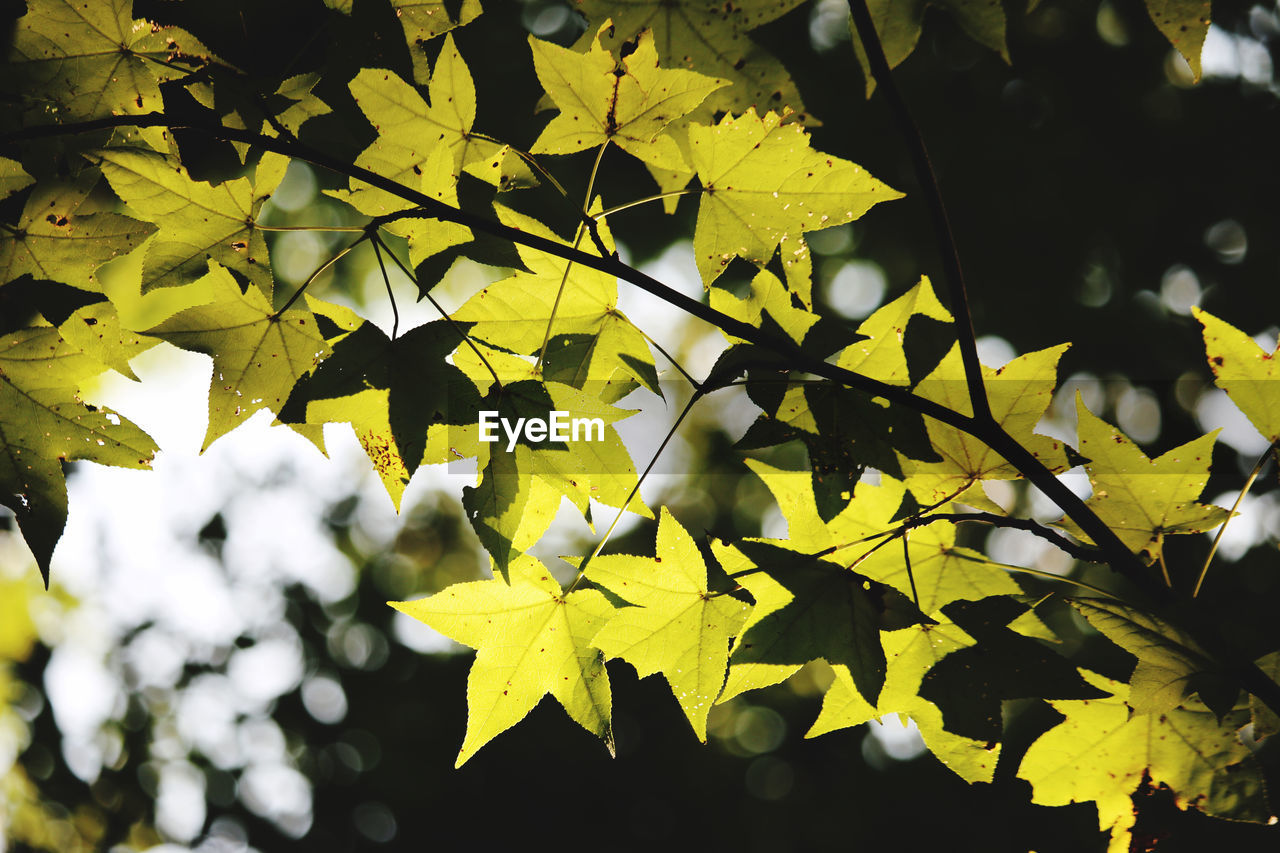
906;511;1105;564
847;0;991;425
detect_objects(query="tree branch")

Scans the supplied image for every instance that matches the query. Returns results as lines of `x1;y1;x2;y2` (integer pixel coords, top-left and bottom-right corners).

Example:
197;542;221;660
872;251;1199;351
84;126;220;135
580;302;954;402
907;511;1105;564
846;0;992;425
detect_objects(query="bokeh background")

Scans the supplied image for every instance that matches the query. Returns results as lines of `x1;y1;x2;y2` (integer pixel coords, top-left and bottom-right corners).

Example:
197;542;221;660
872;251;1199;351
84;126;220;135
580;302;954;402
3;0;1280;849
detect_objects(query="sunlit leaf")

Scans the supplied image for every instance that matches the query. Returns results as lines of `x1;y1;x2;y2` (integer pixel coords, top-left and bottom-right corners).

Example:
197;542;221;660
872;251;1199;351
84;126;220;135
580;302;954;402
1018;669;1269;853
688;109;901;285
1193;306;1280;443
585;509;749;741
143;264;329;451
390;554;614;767
0;326;157;583
530;24;729;170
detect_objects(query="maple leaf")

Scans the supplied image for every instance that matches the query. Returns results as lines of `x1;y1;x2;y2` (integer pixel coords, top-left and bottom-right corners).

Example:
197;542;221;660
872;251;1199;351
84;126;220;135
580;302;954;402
344;36;497;214
835;276;952;386
572;0;812;123
1193;307;1280;443
0;178;155;292
93;149;286;293
1019;670;1269;853
529;24;729;170
688;109;901;285
712;538;908;707
3;0;210;126
392;0;485;84
283;320;480;510
0;326;157;584
746;460;1024;615
1144;0;1212;81
1061;396;1228;560
58;302;158;381
584;509;749;741
808;620;1000;783
451;203;660;398
711;268;818;346
0;158;34;200
144;264;330;451
897;343;1072;507
389;555;615;767
1071;599;1225;716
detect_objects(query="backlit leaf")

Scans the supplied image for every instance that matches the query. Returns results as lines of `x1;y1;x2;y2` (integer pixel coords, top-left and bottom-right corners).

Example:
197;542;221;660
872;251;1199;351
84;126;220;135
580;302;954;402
1061;396;1227;560
389;555;614;767
1193;306;1280;443
93;148;284;293
0;326;157;583
1144;0;1211;80
572;0;812;123
1019;669;1268;852
530;24;729;170
144;264;329;451
586;509;749;741
688;109;901;285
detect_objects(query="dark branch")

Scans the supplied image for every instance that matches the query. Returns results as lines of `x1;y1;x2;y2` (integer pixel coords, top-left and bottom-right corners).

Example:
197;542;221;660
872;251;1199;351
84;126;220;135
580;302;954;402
907;511;1105;564
847;0;992;425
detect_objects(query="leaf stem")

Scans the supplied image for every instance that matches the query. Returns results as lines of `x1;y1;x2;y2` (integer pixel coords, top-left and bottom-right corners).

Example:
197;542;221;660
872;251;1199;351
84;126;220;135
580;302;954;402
370;237;400;340
255;224;367;232
846;0;992;425
537;141;609;371
273;234;365;316
1193;439;1277;597
594;188;702;220
369;232;501;390
902;528;920;608
567;387;704;592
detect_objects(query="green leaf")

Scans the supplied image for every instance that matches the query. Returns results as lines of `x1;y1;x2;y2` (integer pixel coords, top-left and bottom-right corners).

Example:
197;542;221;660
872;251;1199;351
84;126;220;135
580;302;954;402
746;460;1024;615
1193;306;1280;443
1018;669;1269;852
451;203;660;398
343;36;497;216
1061;396;1228;560
572;0;813;123
0;326;158;583
713;539;895;707
0;179;156;292
4;0;210;125
287;320;480;509
273;73;334;136
58;301;158;381
585;509;749;741
688;109;902;285
0;158;34;200
389;554;614;767
1144;0;1211;80
1252;651;1280;741
852;1;1009;96
93;148;284;293
1072;598;1224;716
392;0;485;85
144;264;330;451
462;378;650;575
836;276;952;386
808;620;1000;783
711;268;818;345
897;343;1072;507
529;24;729;170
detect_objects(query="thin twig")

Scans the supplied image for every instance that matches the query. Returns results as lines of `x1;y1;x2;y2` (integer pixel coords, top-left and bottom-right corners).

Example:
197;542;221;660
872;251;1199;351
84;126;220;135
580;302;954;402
273;235;365;316
594;188;703;220
902;528;920;608
537;141;609;371
906;511;1106;564
846;0;992;425
369;231;502;390
1194;439;1277;597
370;237;400;340
567;387;705;592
